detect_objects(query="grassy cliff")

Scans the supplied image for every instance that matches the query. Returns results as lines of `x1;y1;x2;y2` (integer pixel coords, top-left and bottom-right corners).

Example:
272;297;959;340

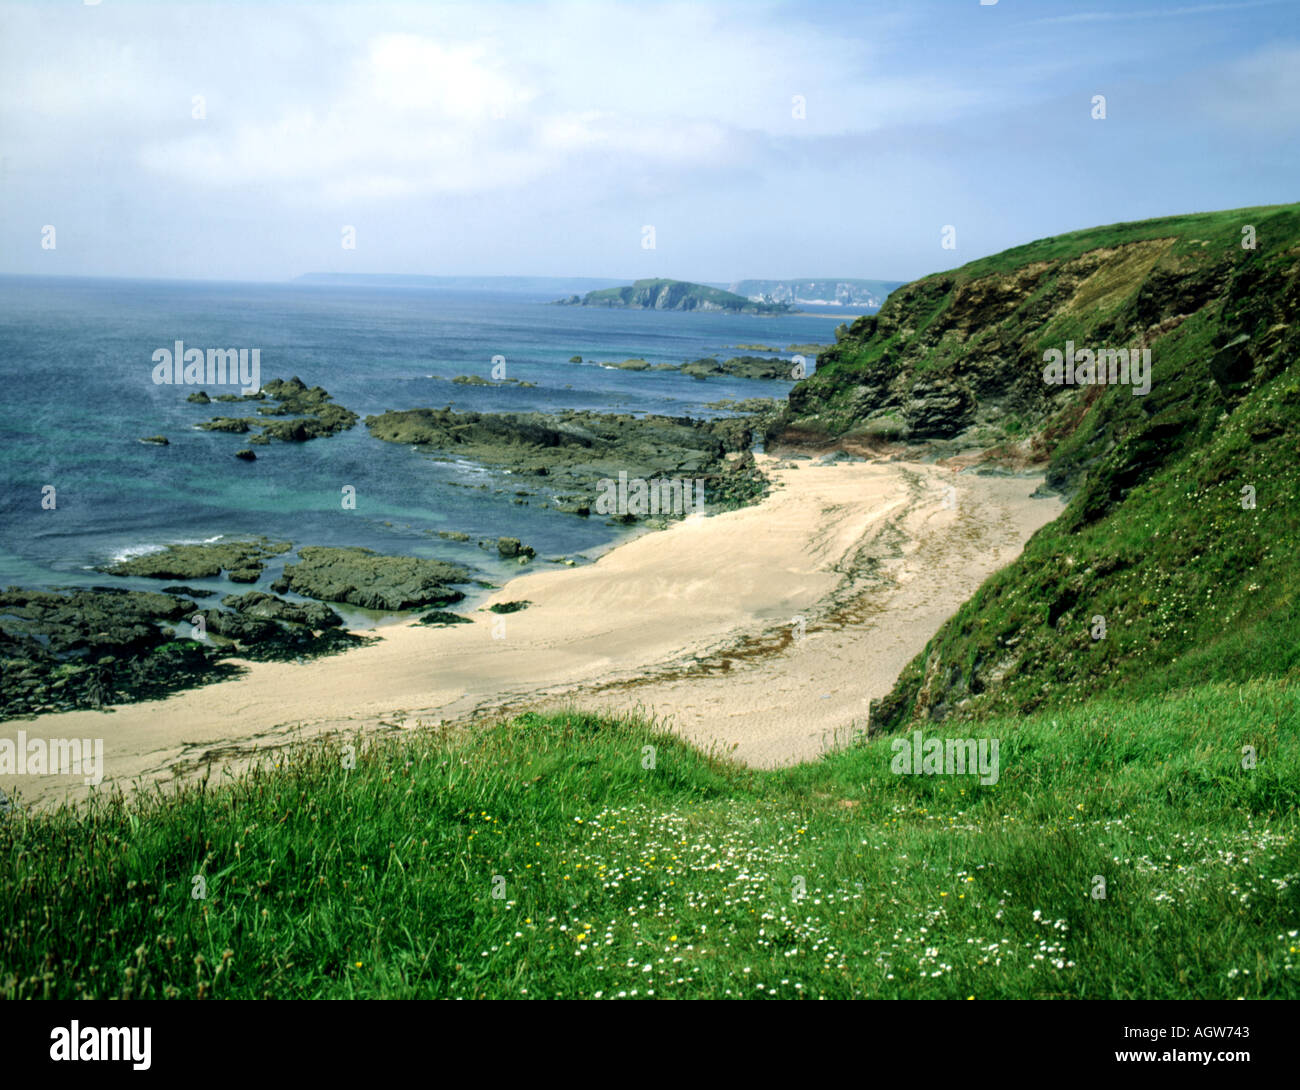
770;203;1300;729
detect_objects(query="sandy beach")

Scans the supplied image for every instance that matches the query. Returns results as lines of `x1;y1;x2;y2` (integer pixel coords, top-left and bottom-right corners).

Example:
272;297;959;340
4;455;1062;810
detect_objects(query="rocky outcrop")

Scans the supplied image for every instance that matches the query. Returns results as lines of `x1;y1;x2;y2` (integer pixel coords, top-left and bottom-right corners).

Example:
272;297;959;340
496;538;535;560
679;356;796;380
98;539;292;582
221;591;342;629
0;585;367;719
270;547;469;610
417;610;473;626
365;407;769;519
903;378;977;437
193;377;358;443
1208;333;1253;397
590;355;795;379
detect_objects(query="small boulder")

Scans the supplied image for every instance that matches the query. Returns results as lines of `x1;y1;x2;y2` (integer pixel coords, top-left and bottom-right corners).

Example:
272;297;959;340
1208;334;1253;397
416;610;473;627
496;537;535;560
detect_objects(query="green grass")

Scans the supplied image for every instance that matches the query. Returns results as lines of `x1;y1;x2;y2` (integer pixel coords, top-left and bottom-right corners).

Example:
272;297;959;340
3;683;1297;999
928;203;1296;281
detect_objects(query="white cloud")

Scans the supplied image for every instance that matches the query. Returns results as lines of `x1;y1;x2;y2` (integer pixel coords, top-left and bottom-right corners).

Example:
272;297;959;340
2;1;994;207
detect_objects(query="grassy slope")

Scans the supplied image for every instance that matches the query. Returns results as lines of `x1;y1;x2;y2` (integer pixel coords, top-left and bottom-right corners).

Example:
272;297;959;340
874;339;1300;726
3;692;1297;1000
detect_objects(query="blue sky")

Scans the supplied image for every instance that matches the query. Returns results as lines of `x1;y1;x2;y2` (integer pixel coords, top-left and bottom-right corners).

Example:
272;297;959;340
0;0;1295;283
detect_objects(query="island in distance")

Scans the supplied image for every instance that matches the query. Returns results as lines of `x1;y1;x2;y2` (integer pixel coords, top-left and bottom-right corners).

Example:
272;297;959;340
553;278;794;314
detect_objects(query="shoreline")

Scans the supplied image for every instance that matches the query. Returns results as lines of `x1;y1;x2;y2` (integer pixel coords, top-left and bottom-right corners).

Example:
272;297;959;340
2;454;1063;811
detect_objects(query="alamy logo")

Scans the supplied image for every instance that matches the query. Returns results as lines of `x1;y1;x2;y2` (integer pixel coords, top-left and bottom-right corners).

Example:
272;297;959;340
50;1021;151;1070
890;730;1000;785
151;341;260;395
0;731;103;785
1042;341;1151;396
594;471;705;518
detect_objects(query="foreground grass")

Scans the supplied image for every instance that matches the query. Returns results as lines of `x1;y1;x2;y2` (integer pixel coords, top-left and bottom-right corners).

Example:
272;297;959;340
3;679;1298;999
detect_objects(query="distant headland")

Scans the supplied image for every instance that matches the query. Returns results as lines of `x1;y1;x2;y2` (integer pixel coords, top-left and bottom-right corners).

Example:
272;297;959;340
553;278;793;314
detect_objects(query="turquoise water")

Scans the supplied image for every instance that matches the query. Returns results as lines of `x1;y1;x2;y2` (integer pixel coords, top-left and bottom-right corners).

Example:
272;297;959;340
0;275;844;617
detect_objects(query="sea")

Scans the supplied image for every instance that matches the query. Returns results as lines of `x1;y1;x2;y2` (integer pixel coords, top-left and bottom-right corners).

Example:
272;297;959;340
0;275;854;624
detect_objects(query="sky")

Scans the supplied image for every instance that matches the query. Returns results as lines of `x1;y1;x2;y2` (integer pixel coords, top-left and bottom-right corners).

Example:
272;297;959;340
0;0;1296;284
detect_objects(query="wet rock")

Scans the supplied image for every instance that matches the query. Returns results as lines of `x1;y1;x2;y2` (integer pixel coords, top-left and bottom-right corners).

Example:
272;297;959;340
97;539;292;581
496;537;536;559
271;546;470;610
193;377;358;444
220;590;342;629
198;417;252;434
0;582;369;719
365;407;766;518
416;610;473;626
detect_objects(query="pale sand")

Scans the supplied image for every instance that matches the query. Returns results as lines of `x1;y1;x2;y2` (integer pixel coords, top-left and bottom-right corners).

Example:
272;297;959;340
3;456;1062;810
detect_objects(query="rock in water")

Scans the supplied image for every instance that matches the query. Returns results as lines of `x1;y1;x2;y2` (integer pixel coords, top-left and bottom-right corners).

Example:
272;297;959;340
271;546;470;610
496;537;536;559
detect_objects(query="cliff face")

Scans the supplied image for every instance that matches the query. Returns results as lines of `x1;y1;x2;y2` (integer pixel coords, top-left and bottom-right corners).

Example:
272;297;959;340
776;207;1297;471
772;203;1300;730
557;278;791;314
